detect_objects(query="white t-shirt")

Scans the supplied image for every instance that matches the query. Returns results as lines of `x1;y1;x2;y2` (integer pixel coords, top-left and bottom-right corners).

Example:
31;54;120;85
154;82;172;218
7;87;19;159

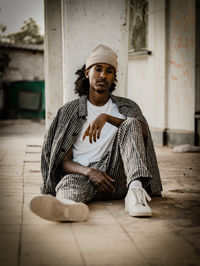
72;98;125;166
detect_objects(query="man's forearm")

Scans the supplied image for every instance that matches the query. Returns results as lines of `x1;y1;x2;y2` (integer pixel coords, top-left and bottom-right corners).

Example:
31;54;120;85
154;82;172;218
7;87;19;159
62;159;115;193
62;159;91;177
106;114;125;128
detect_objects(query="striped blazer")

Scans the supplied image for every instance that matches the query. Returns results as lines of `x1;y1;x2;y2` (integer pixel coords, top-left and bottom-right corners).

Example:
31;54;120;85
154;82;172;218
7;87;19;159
41;94;162;196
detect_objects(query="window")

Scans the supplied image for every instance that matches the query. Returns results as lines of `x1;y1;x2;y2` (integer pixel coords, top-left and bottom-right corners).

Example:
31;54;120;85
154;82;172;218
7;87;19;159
129;0;148;53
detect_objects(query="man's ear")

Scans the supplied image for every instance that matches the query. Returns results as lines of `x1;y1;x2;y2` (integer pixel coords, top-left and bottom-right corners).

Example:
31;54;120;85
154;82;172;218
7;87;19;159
84;69;89;79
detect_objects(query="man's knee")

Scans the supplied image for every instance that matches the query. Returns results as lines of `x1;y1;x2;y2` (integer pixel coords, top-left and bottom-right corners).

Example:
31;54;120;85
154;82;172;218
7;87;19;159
55;174;95;202
121;118;147;136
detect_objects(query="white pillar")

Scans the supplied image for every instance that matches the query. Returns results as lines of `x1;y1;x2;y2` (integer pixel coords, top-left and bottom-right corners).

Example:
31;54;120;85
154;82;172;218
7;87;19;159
61;0;129;103
44;0;63;128
148;0;167;130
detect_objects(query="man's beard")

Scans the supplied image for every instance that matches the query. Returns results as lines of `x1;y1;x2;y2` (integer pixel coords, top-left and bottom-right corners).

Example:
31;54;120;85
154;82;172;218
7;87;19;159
96;89;105;94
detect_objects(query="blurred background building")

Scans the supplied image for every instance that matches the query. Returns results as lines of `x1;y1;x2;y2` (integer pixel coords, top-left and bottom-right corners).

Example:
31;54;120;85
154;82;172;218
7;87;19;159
0;16;45;120
0;43;44;119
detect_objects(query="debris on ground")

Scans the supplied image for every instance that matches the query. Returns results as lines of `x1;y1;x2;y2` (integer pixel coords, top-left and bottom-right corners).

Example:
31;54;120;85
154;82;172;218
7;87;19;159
173;144;200;153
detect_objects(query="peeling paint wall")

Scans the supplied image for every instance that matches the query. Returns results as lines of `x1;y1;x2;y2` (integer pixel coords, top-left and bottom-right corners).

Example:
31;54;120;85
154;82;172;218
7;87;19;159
167;0;195;131
128;0;195;143
128;0;166;130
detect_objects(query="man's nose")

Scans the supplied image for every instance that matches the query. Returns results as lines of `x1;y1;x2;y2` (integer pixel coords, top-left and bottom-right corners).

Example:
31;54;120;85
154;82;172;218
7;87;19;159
100;71;106;78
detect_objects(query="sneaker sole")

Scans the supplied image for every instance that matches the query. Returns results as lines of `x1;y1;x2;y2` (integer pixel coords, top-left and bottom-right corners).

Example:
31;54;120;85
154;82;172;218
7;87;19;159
29;195;89;222
129;211;152;217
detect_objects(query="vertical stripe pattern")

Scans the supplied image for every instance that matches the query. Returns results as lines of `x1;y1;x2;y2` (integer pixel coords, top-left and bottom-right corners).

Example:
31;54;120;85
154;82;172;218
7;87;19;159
55;117;162;203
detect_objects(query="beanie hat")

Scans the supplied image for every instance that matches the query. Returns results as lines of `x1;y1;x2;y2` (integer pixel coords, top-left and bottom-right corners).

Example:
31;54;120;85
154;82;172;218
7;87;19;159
86;44;118;71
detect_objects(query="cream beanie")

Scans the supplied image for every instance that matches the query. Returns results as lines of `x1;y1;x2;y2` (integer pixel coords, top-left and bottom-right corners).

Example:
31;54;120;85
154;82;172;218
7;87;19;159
86;44;118;71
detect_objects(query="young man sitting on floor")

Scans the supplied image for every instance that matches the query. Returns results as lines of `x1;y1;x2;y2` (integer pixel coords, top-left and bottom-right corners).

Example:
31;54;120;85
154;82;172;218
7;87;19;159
30;44;162;222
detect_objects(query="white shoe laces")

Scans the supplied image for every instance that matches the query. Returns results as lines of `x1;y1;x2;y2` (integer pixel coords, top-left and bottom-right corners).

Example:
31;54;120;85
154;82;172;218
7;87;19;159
131;187;151;206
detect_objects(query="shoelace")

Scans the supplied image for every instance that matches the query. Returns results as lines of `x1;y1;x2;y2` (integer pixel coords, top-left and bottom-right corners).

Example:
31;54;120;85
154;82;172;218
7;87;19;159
131;187;151;206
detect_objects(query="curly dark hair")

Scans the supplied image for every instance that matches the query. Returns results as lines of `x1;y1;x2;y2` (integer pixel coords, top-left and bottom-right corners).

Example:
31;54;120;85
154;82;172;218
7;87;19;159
74;64;117;96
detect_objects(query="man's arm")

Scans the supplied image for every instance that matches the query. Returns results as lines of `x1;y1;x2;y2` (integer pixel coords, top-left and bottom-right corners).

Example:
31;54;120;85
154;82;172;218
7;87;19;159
106;114;125;127
62;146;90;176
82;113;125;143
108;114;148;139
62;147;115;193
41;110;60;194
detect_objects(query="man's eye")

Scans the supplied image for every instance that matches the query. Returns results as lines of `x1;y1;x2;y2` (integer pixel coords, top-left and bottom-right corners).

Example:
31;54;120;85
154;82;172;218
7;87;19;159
107;70;113;73
95;68;101;72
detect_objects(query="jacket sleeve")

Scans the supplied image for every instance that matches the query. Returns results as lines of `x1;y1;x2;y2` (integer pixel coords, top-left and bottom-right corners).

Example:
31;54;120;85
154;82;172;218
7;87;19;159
40;110;60;194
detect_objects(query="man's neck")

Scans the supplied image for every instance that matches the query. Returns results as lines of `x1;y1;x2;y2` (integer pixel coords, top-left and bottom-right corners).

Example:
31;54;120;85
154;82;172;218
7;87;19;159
89;92;110;106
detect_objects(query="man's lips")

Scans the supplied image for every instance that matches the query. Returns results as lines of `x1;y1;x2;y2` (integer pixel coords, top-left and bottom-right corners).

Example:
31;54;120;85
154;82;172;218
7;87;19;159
96;80;107;85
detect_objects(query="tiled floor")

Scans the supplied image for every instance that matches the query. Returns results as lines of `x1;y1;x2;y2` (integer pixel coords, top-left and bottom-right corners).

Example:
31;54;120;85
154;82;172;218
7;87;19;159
0;123;200;266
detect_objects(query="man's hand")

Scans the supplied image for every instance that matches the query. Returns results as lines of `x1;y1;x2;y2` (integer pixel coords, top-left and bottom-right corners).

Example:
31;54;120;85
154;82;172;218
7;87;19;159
87;168;115;193
82;113;108;143
82;113;125;143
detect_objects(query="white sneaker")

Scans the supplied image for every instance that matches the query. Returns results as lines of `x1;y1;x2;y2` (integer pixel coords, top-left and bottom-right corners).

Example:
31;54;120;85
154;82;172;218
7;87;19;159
30;195;89;222
125;186;152;217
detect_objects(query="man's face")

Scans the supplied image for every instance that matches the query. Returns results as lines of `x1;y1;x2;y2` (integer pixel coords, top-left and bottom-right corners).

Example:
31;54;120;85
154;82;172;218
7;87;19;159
85;63;116;94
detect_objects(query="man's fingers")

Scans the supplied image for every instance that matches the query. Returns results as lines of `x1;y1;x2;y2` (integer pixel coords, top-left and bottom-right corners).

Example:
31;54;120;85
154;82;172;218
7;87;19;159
83;115;108;142
99;182;112;193
89;124;94;143
103;172;115;182
100;174;115;192
104;178;115;192
82;126;90;141
97;125;103;139
93;124;98;142
97;186;104;192
90;170;115;193
95;181;107;193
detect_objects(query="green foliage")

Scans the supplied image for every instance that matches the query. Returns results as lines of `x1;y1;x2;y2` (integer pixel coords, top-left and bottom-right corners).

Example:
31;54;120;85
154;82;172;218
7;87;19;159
0;18;44;44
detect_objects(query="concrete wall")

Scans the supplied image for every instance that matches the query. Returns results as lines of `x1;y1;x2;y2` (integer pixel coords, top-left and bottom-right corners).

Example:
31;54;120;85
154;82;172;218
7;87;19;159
61;0;129;102
167;0;195;132
196;0;200;114
128;0;167;144
127;0;196;145
1;49;44;81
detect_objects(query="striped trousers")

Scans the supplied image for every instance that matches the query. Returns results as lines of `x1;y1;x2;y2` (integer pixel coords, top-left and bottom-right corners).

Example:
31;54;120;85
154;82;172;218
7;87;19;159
55;118;162;203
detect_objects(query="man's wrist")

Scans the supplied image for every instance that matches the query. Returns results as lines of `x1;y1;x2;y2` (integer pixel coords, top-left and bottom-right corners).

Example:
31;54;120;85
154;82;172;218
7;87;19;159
83;166;92;177
105;114;110;123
